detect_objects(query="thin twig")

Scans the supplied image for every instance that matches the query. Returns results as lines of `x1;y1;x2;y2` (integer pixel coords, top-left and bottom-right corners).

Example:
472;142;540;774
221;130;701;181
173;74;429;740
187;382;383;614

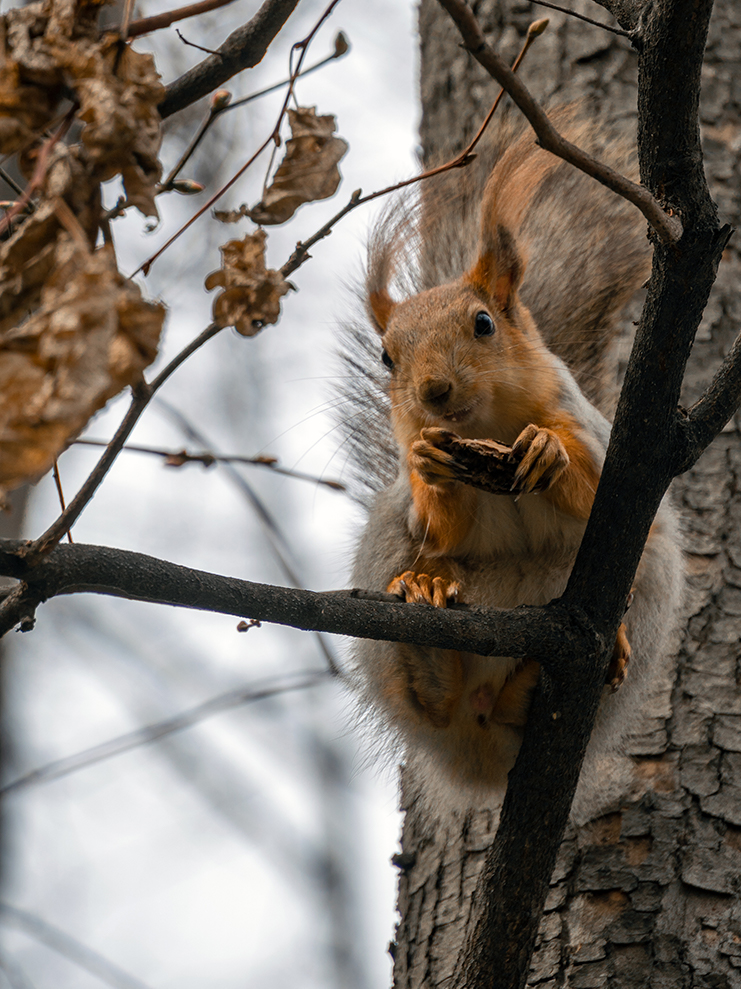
0;166;25;198
0;670;329;797
127;0;239;38
159;39;347;194
260;0;341;195
137;0;343;275
175;28;222;55
135;136;273;275
282;20;545;277
0;110;75;237
160;88;235;192
118;0;136;41
437;0;682;244
73;438;346;490
529;0;631;36
28;324;224;559
51;461;73;544
225;40;347;113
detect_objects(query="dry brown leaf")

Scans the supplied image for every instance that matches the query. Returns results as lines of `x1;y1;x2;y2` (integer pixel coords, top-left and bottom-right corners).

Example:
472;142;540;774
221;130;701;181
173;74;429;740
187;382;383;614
52;37;165;217
213;204;250;224
0;0;96;157
0;146;100;336
248;107;348;225
205;230;290;336
0;0;164;216
0;235;165;493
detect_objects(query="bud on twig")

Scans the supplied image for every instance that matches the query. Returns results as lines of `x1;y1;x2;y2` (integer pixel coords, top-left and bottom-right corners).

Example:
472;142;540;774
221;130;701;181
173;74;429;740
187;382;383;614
527;18;549;36
170;179;205;195
210;90;232;111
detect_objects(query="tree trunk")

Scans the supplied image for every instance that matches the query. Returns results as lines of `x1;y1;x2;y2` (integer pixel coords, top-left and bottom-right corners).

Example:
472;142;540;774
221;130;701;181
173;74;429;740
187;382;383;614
391;2;741;986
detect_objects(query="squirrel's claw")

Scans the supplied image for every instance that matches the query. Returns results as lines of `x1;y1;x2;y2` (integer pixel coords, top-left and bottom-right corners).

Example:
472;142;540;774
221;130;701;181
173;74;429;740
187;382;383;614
511;423;570;493
387;571;461;608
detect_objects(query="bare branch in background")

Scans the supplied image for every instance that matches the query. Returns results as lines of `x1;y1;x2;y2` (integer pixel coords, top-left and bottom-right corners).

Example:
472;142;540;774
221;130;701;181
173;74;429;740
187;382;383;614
1;670;329;796
0;905;154;989
156;401;344;674
73;438;345;490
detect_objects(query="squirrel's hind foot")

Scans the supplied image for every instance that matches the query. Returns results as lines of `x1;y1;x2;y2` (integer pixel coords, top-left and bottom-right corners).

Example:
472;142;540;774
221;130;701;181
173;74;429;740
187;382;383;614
387;571;460;608
607;622;631;691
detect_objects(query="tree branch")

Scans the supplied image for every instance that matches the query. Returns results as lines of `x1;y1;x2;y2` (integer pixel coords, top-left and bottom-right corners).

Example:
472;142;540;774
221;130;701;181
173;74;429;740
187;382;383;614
436;0;682;244
528;0;631;38
158;0;302;120
73;438;345;490
589;0;643;33
0;540;599;664
436;1;731;987
677;324;741;470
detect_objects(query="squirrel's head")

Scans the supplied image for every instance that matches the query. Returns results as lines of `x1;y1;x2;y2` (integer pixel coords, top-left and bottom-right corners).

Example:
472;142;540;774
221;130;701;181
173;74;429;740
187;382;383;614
368;225;555;449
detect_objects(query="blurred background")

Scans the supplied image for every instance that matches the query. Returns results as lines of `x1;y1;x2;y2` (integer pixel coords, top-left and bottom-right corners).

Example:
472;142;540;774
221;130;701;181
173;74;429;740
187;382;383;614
0;0;418;985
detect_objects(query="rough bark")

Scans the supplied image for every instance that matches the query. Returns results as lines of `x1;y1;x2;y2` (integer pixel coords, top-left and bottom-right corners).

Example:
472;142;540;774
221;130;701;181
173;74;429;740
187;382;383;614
392;2;741;987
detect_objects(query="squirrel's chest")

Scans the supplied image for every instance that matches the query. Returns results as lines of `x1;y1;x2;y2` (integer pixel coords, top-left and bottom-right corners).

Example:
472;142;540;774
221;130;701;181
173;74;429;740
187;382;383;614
413;486;587;561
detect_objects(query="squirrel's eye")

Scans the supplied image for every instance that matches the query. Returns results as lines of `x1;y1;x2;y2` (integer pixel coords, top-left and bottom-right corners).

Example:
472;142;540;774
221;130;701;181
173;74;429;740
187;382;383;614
381;348;394;370
474;311;495;338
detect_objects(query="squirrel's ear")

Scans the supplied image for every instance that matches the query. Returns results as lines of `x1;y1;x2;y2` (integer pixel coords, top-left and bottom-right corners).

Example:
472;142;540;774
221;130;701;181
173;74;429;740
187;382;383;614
368;289;397;335
465;225;525;313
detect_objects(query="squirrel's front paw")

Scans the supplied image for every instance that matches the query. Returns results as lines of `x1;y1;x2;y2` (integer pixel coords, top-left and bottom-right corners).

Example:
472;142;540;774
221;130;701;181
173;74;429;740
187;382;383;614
387;570;461;608
511;424;570;494
409;428;460;485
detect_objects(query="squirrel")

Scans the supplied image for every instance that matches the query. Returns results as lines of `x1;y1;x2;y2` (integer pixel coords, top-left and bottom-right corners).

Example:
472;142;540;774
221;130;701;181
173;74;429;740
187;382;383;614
344;111;684;816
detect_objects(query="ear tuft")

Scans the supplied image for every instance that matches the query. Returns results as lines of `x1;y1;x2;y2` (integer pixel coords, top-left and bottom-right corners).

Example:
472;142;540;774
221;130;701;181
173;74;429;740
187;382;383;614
465;225;525;313
368;289;397;334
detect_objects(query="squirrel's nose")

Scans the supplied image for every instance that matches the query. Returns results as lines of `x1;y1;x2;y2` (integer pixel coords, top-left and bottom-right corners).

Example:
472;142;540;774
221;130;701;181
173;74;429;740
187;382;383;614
418;377;453;408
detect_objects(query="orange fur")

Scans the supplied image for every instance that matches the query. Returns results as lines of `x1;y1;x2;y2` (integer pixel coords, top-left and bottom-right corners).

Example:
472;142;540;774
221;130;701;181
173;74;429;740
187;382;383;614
369;288;396;332
536;413;602;520
353;116;663;782
379;648;464;730
409;469;477;554
491;660;541;727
